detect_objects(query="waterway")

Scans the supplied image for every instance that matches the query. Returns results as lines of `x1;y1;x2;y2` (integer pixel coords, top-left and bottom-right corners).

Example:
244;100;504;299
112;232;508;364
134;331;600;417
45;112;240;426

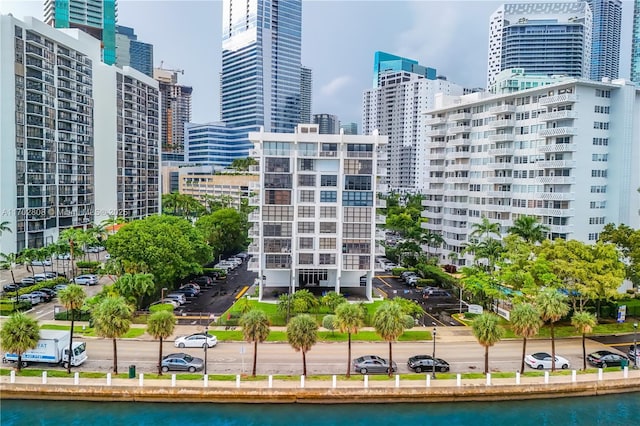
1;393;639;425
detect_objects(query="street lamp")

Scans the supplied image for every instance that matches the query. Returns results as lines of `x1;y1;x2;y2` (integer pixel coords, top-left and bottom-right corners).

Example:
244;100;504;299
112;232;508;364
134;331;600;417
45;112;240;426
432;327;437;379
204;323;209;376
633;322;638;369
161;287;168;300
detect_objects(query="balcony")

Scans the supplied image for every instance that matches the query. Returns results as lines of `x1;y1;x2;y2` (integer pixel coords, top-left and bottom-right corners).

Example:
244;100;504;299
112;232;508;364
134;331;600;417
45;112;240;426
376;183;389;193
449;112;472;121
428;140;446;148
488;147;514;156
538;143;577;153
487;162;513;170
447;125;472;134
424;116;447;126
538;127;578;138
376;151;388;161
538;94;578;106
447;150;470;159
536;160;576;169
536;176;575;185
376;215;386;224
247;258;259;272
488;133;514;142
487;176;512;184
531;208;575;217
537;110;577;121
249;196;260;206
426;128;447;137
489;119;515;129
376;199;386;208
536;192;574;201
447;163;470;171
489;104;516;114
449;137;471;146
422;209;443;219
248;211;260;222
247;244;259;254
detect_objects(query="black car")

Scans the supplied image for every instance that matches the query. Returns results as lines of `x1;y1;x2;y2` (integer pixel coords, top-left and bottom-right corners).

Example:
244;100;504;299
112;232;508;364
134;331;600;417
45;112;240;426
192;276;213;287
174;287;199;298
3;283;19;292
407;355;450;373
587;350;628;368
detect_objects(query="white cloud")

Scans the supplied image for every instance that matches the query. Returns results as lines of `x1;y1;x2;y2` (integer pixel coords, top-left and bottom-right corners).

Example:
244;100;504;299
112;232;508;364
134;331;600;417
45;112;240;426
320;75;353;97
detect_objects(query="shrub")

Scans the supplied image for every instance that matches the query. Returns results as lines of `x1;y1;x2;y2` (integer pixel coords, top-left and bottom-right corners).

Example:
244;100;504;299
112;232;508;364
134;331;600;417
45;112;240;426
416;264;457;288
416;278;436;287
54;309;91;321
322;314;336;332
76;260;101;269
403;314;415;329
149;303;174;313
391;267;409;276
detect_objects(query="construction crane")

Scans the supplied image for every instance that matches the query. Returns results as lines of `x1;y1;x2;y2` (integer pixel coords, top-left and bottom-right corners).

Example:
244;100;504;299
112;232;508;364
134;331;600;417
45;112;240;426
159;60;184;75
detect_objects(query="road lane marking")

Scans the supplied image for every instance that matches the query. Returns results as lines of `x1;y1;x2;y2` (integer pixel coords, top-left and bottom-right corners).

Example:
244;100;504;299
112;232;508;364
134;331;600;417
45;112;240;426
375;287;388;298
234;286;249;300
376;277;393;288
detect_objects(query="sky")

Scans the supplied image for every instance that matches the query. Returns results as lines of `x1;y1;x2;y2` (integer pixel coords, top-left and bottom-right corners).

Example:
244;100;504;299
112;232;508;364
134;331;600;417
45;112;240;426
0;0;635;127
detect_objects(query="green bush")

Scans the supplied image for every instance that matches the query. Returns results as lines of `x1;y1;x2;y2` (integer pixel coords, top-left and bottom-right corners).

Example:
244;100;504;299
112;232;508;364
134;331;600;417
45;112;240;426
391;267;409;276
0;300;32;315
416;278;435;287
403;314;415;329
415;264;457;288
54;309;91;321
149;303;174;313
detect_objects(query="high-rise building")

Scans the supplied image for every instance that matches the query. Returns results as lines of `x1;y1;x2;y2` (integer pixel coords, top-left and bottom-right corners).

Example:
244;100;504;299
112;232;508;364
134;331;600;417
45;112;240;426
185;123;254;168
340;122;358;135
300;66;312;124
154;68;192;155
487;2;592;87
632;0;640;83
422;78;640;266
489;68;573;95
0;15;160;254
584;0;622;81
362;52;464;193
115;25;153;77
44;0;117;65
221;0;302;133
246;124;388;301
313;114;340;134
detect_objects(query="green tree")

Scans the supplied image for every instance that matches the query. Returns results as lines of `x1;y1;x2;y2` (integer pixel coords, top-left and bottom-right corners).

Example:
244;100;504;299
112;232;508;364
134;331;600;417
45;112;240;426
292;289;319;314
571;311;597;371
470;217;501;241
321;291;346;312
599;223;640;286
59;228;90;278
286;314;318;377
105;215;211;289
536;288;569;372
322;315;336;334
471;313;505;374
373;301;405;377
335;302;364;378
147;310;176;375
509;215;550;243
113;273;156;310
391;297;426;320
230;157;258;171
240;309;271;377
58;284;86;373
92;296;132;374
0;312;39;372
195;209;248;259
509;303;542;373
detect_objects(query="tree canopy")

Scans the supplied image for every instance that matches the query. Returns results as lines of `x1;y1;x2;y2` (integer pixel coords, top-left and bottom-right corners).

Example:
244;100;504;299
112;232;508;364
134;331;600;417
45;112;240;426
195;208;248;259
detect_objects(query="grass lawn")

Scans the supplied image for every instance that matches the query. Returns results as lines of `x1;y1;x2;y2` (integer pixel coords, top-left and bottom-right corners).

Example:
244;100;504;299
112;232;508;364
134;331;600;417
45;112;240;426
213;329;432;342
40;324;146;339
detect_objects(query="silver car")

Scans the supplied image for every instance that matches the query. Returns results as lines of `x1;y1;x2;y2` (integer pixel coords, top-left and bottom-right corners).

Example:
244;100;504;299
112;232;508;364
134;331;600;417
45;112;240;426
161;353;204;373
352;355;398;374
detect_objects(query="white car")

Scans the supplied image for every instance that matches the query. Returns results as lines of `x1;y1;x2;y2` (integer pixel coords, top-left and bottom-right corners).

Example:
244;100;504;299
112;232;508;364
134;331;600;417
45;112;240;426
525;352;571;370
174;333;218;349
74;274;98;285
57;253;71;260
154;298;180;308
31;259;52;266
18;293;42;305
165;293;187;305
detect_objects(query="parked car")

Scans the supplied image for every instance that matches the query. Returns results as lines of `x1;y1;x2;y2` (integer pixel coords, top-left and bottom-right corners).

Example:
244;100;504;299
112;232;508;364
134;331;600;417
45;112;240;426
31;259;52;266
423;289;453;300
153;298;180;308
160;353;204;373
384;263;397;272
629;345;639;360
84;246;105;253
30;290;53;303
57;253;71;260
74;275;98;286
352;355;397;374
54;284;68;292
406;275;420;287
18;293;42;305
165;293;187;305
407;355;450;373
181;282;201;292
38;288;57;298
587;350;629;368
174;333;218;349
34;272;58;281
175;287;199;298
3;283;19;292
525;352;570;370
235;253;249;259
20;277;36;287
191;276;212;287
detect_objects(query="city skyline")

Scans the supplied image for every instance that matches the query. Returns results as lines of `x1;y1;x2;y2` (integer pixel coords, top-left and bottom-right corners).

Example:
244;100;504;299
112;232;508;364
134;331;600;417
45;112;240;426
0;0;635;126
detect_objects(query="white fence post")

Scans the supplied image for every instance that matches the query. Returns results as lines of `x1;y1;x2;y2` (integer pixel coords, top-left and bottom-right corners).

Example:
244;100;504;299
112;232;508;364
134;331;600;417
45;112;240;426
203;374;208;388
623;366;628;379
486;373;491;386
395;374;400;388
332;375;336;389
598;368;603;381
516;371;521;385
544;371;549;384
74;372;79;385
426;374;431;388
269;375;273;388
106;373;112;386
364;375;369;389
456;373;461;387
300;375;305;388
236;374;240;388
171;374;176;387
571;370;577;383
10;370;15;383
42;371;47;384
139;373;144;387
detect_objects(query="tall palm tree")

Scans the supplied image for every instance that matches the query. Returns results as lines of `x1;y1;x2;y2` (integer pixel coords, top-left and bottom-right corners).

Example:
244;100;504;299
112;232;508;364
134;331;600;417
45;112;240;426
510;303;542;373
57;284;86;373
509;215;550;243
471;313;505;374
0;312;40;372
240;309;271;377
18;248;37;276
91;296;132;374
286;314;318;377
147;310;176;375
59;228;89;278
335;302;364;378
0;220;11;236
373;301;405;377
470;217;501;241
420;230;444;259
536;288;569;372
571;311;597;370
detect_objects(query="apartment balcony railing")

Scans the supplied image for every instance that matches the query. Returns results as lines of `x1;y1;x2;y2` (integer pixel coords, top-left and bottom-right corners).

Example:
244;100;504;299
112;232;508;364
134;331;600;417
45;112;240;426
537;143;577;153
536;176;575;185
538;127;578;138
488;104;516;114
489;119;515;129
535;192;575;201
537;110;577;121
448;112;472;121
538;94;578;106
536;160;576;169
424;116;447;126
488;133;514;142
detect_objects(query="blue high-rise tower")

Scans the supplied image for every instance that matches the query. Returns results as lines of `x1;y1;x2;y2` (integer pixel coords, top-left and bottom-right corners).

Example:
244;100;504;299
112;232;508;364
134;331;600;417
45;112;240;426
585;0;622;81
116;25;154;78
221;0;302;133
632;0;640;83
372;51;436;88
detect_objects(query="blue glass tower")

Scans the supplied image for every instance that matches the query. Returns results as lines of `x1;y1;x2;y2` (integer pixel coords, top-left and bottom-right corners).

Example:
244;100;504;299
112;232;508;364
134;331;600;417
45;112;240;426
221;0;302;133
585;0;622;80
116;25;154;78
372;51;436;88
632;0;640;83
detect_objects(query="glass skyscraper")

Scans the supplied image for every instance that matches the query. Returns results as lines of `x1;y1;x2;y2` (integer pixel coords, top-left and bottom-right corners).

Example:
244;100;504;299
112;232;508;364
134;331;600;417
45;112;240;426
632;0;640;83
44;0;117;65
372;51;436;88
221;0;302;133
116;25;154;78
585;0;622;81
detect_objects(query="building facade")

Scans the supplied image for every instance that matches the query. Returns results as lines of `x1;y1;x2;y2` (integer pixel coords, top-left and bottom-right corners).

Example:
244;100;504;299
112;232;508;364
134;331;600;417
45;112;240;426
489;68;573;95
632;0;640;83
154;68;192;155
115;25;153;78
313;113;340;134
221;0;302;133
585;0;622;81
362;53;464;193
44;0;117;65
487;2;592;87
179;172;258;209
340;122;358;135
184;122;254;168
246;124;388;301
300;66;312;124
371;51;436;88
422;78;640;265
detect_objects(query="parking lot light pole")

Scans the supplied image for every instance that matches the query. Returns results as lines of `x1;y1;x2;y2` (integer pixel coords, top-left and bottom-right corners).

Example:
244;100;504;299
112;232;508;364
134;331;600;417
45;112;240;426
634;322;638;369
432;327;437;379
204;323;208;375
161;287;167;300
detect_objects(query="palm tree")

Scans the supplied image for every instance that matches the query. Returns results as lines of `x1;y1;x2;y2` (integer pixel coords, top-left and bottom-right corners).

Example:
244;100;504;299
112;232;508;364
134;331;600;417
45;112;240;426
0;312;39;372
59;228;89;279
57;284;86;373
113;273;156;310
536;288;569;372
240;309;271;377
18;248;37;276
0;220;11;236
335;302;364;378
509;215;550;243
510;303;542;373
471;313;505;374
571;311;597;370
147;310;176;375
373;301;405;377
420;230;444;259
91;296;132;374
286;314;318;377
470;217;501;241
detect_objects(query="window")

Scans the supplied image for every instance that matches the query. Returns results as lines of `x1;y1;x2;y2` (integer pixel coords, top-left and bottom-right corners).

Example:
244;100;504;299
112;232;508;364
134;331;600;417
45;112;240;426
299;159;315;171
342;241;370;254
593;122;609;130
344;176;371;191
343;223;370;238
595;89;611;98
590;186;607;193
590;201;606;209
319;254;335;265
265;254;291;268
321;175;337;187
320;206;336;218
319;238;336;249
298;174;315;187
594;106;610;114
263;222;292;237
264;239;291;252
591;170;607;178
592;154;608;162
264;190;291;205
588;233;599;241
343;191;373;206
589;217;605;225
320;191;337;202
344;159;372;174
343;255;370;270
319;222;336;233
298;206;315;218
343;207;371;222
299;190;315;203
299;237;314;249
262;206;294;221
298;222;315;233
264;142;291;155
298;253;314;265
298;142;317;156
265;157;290;172
265;173;292;188
593;138;609;146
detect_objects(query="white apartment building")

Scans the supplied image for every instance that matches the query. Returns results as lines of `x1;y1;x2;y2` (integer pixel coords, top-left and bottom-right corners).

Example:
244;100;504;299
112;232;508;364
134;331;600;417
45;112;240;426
362;71;464;193
247;124;388;301
423;78;640;266
0;15;160;254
